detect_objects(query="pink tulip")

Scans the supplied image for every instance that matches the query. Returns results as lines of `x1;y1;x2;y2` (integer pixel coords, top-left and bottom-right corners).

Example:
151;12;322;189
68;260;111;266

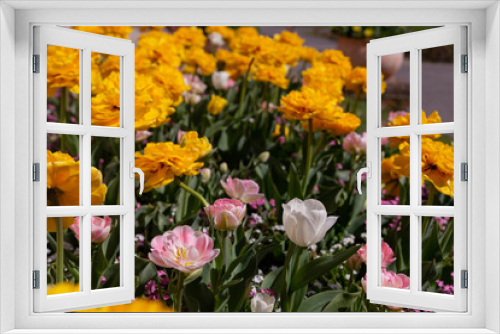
388;110;408;123
70;216;111;243
361;268;410;293
183;74;207;94
204;198;246;231
220;176;264;204
342;132;367;154
148;225;220;273
357;241;396;268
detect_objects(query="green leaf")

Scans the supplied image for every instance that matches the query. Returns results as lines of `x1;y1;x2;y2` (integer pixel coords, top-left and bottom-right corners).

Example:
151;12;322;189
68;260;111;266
261;267;282;290
184;278;215;312
297;291;339;312
135;257;157;287
322;290;360;312
287;163;302;200
218;131;230;152
290;245;361;291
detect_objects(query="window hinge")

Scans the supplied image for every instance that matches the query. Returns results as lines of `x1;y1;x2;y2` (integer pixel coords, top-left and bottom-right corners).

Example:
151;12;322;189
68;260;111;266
33;54;40;73
33;270;40;289
33;163;40;182
461;162;468;181
461;270;468;289
461;54;468;73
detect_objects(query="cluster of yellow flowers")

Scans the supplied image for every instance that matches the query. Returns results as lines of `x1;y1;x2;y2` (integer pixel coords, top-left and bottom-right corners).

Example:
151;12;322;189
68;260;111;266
278;46;371;136
382;111;454;197
134;132;212;192
46;151;107;231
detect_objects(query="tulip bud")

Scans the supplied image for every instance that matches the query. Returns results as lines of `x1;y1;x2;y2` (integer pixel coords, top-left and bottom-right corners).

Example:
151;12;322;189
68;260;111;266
184;92;202;105
282;198;338;247
200;168;211;183
211;71;231;90
135;131;152;142
204;199;246;231
221;176;264;204
251;293;275;312
220;162;228;173
257;151;270;163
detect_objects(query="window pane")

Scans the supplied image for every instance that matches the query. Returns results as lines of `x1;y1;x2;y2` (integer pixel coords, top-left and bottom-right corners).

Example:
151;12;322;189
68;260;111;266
421;216;454;295
421;45;454;124
378;215;410;290
421;133;454;206
47;134;80;207
47;216;81;295
91;137;121;205
47;45;80;124
381;137;409;205
381;52;409;127
91;215;121;290
91;52;121;127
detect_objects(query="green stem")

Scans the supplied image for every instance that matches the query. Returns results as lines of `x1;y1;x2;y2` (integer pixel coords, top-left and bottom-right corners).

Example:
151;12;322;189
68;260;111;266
291;246;304;280
60;87;68;152
175;272;185;312
174;178;209;208
281;242;297;312
221;230;228;269
56;217;64;283
422;185;437;234
311;132;328;161
351;91;361;115
302;119;314;197
236;58;255;118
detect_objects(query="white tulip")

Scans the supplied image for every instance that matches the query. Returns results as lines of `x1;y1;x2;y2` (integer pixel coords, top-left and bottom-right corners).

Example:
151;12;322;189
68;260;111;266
212;71;230;90
208;32;225;47
184;92;202;105
282;198;338;248
251;293;275;312
200;168;211;183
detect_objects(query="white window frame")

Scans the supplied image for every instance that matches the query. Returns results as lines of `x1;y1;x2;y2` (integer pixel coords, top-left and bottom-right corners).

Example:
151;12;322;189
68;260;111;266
0;1;499;333
365;26;467;312
33;25;136;312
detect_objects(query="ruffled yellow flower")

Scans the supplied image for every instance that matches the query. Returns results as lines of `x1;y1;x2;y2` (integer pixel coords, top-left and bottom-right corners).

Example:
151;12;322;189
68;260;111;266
73;26;133;39
206;26;236;41
257;42;300;68
278;87;336;121
388;111;442;147
207;95;228;115
183;48;217;76
314;49;352;80
301;107;360;136
173;27;206;49
236;26;259;37
91;71;121;127
230;34;271;58
47;45;80;96
274;31;304;46
381;154;402;197
135;31;184;71
253;64;289;89
154;65;190;106
135;132;211;192
216;49;253;79
392;138;454;197
80;298;174;313
345;66;387;94
300;46;319;63
47;282;79;295
302;64;345;104
47;151;107;231
135;73;176;131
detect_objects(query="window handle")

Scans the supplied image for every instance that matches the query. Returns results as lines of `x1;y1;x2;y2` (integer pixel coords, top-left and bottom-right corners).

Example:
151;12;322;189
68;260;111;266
357;162;371;195
129;162;144;195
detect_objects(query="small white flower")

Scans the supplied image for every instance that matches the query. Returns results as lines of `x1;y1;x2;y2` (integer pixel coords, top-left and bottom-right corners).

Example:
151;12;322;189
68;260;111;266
282;198;338;247
208;32;225;47
251;293;275;312
212;71;230;90
200;168;211;183
250;213;264;224
257;151;270;163
220;162;228;173
184;92;202;105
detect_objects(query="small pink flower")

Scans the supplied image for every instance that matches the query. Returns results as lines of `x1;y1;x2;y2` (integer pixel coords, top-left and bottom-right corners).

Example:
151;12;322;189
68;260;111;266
70;216;112;243
136;131;152;142
361;268;410;293
148;225;220;273
342;132;367;154
357;241;396;268
220;176;264;204
388;111;408;123
204;198;246;231
184;74;207;94
177;130;187;143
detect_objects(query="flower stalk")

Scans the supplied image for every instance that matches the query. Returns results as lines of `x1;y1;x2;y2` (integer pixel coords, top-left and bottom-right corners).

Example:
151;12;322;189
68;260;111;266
175;272;185;312
302;119;314;196
236;58;255;118
56;217;65;283
60;87;68;152
174;177;209;208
